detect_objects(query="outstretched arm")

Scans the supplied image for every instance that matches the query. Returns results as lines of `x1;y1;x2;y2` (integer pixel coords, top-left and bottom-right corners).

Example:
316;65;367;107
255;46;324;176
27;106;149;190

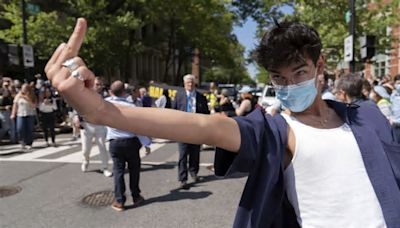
44;18;241;152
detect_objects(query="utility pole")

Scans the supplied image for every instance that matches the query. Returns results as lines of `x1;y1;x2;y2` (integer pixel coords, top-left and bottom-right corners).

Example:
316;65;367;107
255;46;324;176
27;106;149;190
349;0;356;73
21;0;30;80
21;0;27;44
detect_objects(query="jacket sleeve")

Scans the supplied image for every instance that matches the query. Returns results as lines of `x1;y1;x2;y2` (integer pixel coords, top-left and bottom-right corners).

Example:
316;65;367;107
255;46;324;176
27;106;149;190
214;108;266;176
172;92;179;110
199;93;210;114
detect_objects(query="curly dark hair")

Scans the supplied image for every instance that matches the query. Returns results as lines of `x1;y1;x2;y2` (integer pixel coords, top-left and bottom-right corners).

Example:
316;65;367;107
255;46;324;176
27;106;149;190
255;21;322;71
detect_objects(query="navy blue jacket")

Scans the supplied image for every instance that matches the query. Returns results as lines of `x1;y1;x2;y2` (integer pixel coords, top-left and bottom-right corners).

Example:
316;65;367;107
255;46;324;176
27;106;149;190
215;100;400;228
173;90;210;115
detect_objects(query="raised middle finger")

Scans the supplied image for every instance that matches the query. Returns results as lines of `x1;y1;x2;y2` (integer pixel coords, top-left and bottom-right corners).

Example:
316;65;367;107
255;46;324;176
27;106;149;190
55;18;87;66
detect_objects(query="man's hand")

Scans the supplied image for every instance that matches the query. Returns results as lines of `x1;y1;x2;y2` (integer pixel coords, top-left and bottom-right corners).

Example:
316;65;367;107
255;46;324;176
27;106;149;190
44;18;102;122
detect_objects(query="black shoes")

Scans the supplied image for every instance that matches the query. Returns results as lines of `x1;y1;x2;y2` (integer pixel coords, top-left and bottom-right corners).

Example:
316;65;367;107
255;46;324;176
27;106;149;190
133;195;145;206
180;181;190;190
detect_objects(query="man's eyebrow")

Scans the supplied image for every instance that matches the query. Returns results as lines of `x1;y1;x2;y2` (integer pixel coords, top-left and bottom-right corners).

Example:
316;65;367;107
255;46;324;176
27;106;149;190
292;64;308;72
269;63;308;74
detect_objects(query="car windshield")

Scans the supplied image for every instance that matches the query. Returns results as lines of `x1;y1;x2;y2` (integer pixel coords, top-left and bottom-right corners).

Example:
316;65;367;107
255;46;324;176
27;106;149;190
264;87;275;97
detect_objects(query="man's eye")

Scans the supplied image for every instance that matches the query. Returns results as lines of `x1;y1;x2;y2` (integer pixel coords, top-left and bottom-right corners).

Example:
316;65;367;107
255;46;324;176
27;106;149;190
296;70;307;77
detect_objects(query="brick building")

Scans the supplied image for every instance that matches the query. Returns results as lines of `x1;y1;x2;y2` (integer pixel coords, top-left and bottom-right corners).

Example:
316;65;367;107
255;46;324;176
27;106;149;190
363;25;400;81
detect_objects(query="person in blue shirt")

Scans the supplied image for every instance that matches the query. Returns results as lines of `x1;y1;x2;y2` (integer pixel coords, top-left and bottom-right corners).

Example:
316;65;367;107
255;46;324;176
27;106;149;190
45;18;400;227
105;80;149;211
391;74;400;142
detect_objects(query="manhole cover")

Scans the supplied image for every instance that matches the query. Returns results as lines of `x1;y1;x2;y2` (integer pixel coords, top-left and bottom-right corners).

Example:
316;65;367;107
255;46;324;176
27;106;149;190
81;190;114;207
0;186;22;198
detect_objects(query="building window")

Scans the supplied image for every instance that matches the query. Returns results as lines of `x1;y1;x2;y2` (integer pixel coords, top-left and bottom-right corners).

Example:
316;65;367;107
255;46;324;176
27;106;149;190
373;54;388;79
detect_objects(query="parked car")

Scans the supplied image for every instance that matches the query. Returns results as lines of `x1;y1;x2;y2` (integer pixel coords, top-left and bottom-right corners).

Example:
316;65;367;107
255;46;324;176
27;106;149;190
218;84;238;101
259;85;277;113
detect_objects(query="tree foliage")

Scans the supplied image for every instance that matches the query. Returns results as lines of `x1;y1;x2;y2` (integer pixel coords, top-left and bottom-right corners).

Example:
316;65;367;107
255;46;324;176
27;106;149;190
0;0;250;85
255;65;269;84
291;0;400;69
234;0;400;71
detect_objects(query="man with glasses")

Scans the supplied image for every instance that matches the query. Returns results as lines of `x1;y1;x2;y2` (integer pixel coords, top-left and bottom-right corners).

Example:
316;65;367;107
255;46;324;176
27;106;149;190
45;19;399;226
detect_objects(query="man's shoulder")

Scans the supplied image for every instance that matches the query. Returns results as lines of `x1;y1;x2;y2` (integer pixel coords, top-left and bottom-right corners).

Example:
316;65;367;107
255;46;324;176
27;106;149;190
196;91;207;99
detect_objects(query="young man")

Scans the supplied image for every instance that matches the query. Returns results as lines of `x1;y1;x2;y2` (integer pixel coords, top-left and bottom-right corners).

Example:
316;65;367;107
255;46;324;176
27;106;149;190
45;19;400;227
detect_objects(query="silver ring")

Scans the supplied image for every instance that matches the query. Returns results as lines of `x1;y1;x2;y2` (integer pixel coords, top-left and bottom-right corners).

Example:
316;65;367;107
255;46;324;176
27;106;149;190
71;69;84;81
62;58;79;72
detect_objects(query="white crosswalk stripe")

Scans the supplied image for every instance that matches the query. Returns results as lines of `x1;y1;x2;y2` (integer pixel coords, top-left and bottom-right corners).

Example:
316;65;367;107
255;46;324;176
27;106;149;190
0;138;169;163
0;138;214;168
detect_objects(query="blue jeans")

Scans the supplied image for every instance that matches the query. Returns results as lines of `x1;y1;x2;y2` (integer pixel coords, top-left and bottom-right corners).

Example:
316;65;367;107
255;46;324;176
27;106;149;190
16;116;35;146
0;110;16;143
109;137;142;204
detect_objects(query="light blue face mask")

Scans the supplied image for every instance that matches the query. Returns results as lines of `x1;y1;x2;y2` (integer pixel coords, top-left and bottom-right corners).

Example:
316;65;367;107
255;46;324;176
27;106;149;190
275;73;318;113
395;84;400;93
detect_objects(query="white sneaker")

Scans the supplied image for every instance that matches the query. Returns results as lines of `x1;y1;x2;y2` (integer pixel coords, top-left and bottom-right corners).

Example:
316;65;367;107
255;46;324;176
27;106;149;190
103;169;113;177
26;146;32;151
81;161;89;172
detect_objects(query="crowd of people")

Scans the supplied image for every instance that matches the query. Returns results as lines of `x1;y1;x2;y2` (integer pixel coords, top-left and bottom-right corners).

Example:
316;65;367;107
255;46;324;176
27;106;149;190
3;17;400;226
0;75;62;149
324;72;400;142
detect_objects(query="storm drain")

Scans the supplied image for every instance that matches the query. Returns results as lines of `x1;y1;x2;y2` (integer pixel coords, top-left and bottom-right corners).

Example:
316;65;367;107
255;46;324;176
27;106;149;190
0;186;22;198
81;190;114;207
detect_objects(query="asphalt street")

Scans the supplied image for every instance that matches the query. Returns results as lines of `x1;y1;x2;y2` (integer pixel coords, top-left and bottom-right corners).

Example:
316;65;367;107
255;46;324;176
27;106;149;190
0;134;247;228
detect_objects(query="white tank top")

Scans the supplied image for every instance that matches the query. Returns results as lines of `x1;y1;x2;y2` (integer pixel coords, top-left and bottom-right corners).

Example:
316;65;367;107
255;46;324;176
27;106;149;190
282;114;387;228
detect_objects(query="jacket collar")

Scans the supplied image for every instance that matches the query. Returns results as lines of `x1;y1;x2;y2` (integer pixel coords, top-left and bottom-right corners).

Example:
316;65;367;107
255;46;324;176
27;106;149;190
325;100;359;125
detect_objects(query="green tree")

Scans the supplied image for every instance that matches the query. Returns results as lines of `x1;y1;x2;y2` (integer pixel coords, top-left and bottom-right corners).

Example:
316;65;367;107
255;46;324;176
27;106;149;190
255;65;270;84
140;0;244;84
234;0;400;70
291;0;400;69
0;0;143;80
0;0;250;84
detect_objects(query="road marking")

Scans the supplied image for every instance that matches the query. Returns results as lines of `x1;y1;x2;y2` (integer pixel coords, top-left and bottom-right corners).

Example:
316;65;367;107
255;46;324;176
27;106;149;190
0;139;169;164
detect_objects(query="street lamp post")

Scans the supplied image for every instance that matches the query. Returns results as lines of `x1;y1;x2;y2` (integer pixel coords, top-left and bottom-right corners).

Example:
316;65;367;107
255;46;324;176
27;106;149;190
21;0;27;45
21;0;30;80
349;0;356;73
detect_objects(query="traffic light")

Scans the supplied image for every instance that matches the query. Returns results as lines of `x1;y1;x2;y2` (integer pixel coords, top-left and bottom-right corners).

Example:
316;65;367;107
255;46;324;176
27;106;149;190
359;35;375;62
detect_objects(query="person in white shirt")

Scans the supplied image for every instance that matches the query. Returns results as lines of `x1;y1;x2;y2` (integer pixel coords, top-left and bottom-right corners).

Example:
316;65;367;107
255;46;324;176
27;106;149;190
75;77;112;177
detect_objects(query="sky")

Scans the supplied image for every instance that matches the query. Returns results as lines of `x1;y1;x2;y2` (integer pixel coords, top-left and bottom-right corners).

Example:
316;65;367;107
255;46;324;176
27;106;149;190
233;5;294;80
233;18;259;79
